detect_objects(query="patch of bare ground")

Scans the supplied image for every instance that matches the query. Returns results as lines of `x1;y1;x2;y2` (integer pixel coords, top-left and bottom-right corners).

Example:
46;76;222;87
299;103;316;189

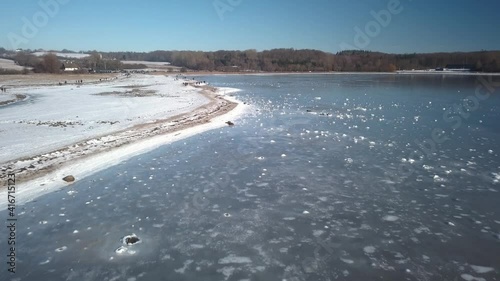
117;84;155;88
96;89;158;97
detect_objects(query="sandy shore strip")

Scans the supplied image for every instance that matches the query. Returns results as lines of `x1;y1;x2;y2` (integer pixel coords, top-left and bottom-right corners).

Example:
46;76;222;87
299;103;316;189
0;75;248;207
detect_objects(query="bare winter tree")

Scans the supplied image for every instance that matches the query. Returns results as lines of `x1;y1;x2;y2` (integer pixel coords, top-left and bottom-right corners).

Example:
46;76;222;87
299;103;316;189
41;53;61;74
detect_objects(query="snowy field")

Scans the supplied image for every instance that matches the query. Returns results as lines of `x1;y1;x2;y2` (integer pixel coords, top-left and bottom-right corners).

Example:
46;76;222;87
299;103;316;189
0;74;209;163
122;60;182;71
0;58;25;71
123;61;172;66
32;51;90;59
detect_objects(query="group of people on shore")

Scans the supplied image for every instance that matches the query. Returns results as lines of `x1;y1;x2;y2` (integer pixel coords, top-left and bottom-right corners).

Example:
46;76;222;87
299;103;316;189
0;86;6;92
56;77;119;86
176;75;207;86
181;81;207;86
58;80;84;86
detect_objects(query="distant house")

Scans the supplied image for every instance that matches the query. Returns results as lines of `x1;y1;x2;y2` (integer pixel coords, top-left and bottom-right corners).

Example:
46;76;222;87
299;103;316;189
436;64;475;72
61;62;80;72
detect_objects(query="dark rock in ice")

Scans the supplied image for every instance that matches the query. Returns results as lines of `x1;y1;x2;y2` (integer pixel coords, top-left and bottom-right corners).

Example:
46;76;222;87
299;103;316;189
63;175;75;182
122;234;141;245
126;236;140;245
226;121;234;126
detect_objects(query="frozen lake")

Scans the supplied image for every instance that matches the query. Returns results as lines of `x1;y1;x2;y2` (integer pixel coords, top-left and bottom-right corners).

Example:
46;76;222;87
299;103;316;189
2;74;500;280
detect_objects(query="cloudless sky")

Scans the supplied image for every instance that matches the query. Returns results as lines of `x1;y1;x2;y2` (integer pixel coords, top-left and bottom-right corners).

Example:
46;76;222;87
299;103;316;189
1;0;499;53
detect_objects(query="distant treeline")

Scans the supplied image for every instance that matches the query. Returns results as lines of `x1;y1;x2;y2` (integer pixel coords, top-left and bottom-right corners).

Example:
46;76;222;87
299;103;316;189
2;47;499;73
102;49;500;72
8;51;124;74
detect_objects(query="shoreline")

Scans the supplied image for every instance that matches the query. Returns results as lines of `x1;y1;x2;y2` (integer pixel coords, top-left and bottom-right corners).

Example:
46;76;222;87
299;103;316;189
0;81;247;207
184;71;500;76
0;94;27;106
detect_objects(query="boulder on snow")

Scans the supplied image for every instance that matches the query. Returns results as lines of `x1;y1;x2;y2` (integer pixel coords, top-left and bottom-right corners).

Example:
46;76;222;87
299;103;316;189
63;175;75;182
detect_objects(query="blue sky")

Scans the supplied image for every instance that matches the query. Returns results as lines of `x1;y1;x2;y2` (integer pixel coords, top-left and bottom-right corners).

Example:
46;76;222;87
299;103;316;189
1;0;499;53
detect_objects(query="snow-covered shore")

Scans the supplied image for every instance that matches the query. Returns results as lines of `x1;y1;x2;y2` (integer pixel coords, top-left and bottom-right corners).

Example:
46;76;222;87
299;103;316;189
0;74;247;206
0;74;210;163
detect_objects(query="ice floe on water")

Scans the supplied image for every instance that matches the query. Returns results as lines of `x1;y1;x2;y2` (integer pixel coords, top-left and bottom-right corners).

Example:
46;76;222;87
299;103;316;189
55;246;67;252
363;246;376;254
461;274;486;281
382;215;399;222
470;265;495;274
175;260;193;274
39;258;51;265
218;255;252;264
340;258;354;264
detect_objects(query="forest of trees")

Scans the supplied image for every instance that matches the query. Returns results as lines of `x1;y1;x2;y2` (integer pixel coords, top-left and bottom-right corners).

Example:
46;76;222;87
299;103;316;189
2;48;500;73
102;49;500;73
9;51;124;73
12;52;62;73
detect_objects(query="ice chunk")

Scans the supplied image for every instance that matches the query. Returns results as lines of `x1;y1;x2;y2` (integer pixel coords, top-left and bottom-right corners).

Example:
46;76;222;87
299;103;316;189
340;258;354;264
115;246;127;254
363;246;376;254
382;215;399;222
218;255;252;264
55;246;67;252
461;274;486;281
470;265;494;274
